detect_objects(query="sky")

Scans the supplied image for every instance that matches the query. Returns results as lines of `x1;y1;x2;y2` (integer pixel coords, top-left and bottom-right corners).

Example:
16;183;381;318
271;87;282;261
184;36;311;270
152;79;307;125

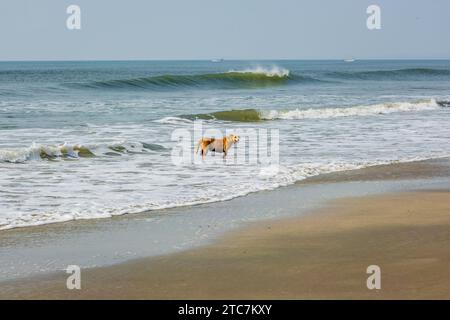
0;0;449;60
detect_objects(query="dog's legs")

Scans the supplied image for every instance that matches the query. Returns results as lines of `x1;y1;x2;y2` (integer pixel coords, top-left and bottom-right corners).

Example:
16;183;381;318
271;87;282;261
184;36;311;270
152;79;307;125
223;142;230;159
201;147;207;160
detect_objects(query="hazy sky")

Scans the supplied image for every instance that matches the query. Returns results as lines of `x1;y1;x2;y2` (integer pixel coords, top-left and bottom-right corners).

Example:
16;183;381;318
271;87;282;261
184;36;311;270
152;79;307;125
0;0;449;60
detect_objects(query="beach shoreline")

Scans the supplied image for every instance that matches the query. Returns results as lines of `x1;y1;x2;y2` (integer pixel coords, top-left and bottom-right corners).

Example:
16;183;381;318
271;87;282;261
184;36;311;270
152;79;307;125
1;158;450;299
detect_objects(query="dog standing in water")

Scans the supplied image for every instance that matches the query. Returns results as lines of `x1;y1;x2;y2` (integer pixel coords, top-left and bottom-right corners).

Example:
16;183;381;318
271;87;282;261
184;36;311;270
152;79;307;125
196;134;240;159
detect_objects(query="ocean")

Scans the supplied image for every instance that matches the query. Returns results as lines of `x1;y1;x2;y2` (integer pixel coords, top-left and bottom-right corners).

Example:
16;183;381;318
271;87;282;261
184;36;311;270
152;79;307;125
1;60;450;230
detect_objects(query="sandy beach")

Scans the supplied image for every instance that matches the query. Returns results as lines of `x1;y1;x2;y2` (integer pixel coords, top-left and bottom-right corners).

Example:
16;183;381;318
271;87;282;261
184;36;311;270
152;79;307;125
1;159;450;299
1;2;450;304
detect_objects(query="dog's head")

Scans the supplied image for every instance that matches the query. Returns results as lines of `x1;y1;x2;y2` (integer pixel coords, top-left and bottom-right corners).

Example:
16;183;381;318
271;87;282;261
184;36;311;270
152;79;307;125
229;134;240;143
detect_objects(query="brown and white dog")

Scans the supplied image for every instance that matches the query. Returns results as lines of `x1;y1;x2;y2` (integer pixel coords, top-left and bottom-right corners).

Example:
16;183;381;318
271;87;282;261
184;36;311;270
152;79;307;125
196;134;240;159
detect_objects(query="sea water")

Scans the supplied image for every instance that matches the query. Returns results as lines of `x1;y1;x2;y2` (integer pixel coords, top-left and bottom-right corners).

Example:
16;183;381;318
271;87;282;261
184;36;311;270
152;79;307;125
1;60;450;230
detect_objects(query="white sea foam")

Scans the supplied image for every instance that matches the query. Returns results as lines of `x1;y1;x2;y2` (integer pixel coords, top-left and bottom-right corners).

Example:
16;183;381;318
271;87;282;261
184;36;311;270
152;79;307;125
154;99;441;123
0;143;82;163
1;98;450;231
228;66;290;77
154;116;195;125
260;99;440;120
0;154;448;231
0;141;156;163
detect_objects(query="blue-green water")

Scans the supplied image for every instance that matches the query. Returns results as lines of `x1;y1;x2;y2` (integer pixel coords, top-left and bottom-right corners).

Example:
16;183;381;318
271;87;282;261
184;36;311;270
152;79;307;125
1;60;450;229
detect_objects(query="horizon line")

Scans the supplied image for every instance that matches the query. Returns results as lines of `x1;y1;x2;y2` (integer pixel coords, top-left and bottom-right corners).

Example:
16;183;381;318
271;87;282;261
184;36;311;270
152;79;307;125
1;58;450;63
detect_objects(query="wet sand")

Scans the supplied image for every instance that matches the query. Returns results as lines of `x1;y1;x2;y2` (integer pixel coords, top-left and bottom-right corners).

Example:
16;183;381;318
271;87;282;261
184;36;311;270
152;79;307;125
300;157;450;184
1;159;450;299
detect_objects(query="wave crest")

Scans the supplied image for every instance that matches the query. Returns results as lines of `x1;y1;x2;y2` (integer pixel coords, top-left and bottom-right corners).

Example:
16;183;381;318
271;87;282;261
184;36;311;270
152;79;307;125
227;66;290;78
261;99;440;120
0;141;166;163
161;99;442;123
67;67;326;91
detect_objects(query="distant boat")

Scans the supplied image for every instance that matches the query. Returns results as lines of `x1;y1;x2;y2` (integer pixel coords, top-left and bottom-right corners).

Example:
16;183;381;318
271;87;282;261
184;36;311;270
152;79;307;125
344;59;355;63
211;58;224;63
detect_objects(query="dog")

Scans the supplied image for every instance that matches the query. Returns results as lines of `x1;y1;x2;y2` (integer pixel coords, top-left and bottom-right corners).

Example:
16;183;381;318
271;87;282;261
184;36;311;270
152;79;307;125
196;134;240;159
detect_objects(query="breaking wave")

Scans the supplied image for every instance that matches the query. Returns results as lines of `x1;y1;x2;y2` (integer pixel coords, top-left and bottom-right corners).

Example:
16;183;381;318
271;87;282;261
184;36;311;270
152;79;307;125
158;99;443;123
68;67;325;91
0;141;167;163
260;99;442;120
